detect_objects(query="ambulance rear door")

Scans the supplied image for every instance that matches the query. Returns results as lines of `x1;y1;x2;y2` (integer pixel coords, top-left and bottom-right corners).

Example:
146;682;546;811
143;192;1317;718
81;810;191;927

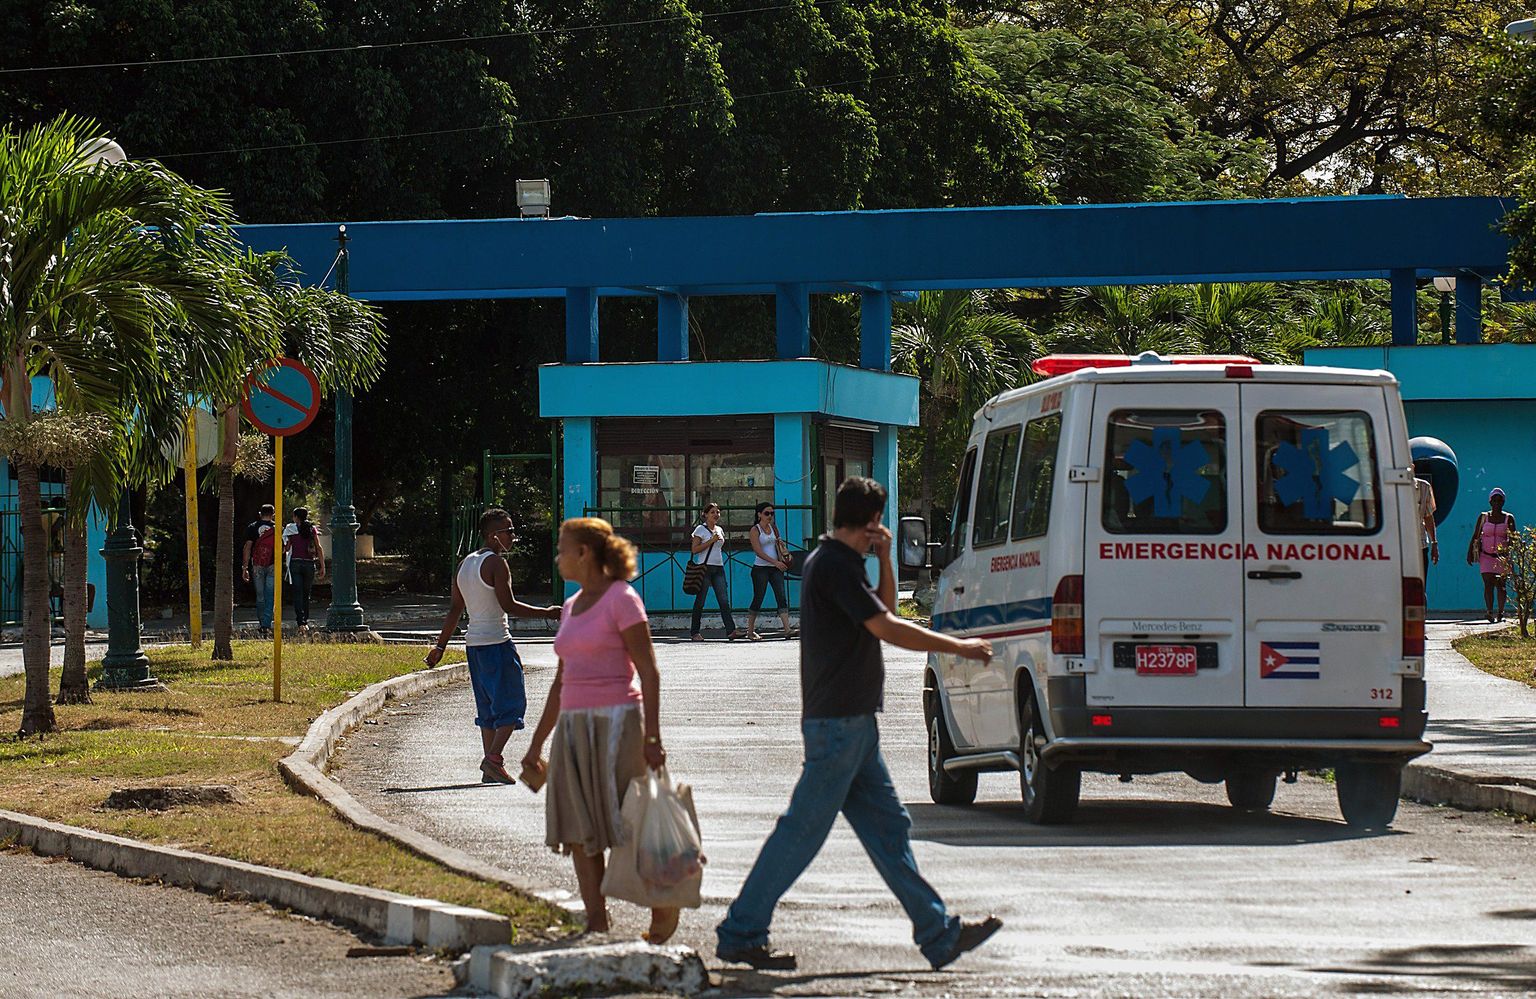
1082;384;1247;708
1241;385;1404;708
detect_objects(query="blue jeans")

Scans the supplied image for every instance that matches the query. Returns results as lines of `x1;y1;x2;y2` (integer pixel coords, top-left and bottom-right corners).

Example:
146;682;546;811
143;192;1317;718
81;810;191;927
290;558;316;625
690;564;736;636
251;564;275;629
717;714;959;965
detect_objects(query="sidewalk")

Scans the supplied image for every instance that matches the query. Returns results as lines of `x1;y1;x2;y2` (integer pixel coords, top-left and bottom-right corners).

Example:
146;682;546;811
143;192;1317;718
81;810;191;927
1418;618;1536;790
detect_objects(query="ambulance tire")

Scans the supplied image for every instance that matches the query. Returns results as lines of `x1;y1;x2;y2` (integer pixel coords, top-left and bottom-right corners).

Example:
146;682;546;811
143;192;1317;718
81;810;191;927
1224;770;1277;811
926;697;978;806
1019;689;1079;825
1335;762;1403;829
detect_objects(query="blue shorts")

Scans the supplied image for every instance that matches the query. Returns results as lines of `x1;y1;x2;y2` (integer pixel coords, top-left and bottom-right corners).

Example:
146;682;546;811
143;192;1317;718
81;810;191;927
466;641;527;730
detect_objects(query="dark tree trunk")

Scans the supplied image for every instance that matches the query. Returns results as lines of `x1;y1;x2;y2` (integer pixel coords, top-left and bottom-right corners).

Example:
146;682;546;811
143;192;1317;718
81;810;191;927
57;467;91;704
17;460;56;735
211;406;238;660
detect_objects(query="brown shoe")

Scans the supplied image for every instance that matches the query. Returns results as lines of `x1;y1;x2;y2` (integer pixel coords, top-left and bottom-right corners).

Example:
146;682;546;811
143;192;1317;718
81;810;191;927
931;915;1002;970
480;758;516;785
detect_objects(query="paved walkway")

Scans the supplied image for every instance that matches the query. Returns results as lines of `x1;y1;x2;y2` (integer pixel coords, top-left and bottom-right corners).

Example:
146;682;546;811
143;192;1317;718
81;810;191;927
1422;618;1536;784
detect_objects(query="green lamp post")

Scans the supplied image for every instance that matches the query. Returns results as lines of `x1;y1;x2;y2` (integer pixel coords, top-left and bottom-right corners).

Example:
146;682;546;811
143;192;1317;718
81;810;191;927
326;225;368;633
98;489;158;689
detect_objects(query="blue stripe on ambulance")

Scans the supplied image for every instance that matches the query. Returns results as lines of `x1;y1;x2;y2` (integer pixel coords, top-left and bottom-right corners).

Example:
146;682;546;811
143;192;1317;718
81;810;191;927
931;597;1053;634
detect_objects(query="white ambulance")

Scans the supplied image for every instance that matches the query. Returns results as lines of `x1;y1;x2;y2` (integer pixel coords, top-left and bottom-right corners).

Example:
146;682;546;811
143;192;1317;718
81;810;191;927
922;353;1429;828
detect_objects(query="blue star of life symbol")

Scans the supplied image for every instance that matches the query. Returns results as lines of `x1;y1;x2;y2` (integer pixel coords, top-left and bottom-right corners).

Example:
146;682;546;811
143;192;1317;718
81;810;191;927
1123;427;1211;518
1272;427;1359;520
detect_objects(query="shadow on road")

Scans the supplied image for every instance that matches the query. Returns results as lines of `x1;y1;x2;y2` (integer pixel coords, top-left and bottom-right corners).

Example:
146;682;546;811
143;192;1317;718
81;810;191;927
906;799;1393;848
381;782;510;794
713;967;929;997
1314;943;1536;993
1427;717;1536;756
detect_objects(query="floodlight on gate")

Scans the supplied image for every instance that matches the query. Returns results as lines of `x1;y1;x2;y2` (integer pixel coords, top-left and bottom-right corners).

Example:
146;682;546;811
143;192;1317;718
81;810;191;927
1432;276;1458;294
516;179;551;219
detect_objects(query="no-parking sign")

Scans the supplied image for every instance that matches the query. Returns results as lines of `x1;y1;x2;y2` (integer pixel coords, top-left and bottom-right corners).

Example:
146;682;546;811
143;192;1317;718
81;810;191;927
241;359;321;437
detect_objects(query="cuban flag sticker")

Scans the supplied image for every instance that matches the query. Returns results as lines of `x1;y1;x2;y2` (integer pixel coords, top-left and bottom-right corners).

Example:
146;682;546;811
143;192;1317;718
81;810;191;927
1260;641;1321;680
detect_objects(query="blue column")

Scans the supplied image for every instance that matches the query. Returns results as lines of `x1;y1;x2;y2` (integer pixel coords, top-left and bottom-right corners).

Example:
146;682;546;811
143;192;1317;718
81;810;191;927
86;503;107;628
773;413;811;550
1390;269;1417;346
561;417;596;598
873;424;900;583
565;287;599;362
658;292;689;361
1455;273;1483;344
775;284;810;359
860;290;893;370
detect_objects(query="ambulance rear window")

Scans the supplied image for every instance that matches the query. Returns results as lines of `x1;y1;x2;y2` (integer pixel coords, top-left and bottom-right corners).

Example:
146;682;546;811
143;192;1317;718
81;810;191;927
1256;410;1380;535
1102;410;1227;535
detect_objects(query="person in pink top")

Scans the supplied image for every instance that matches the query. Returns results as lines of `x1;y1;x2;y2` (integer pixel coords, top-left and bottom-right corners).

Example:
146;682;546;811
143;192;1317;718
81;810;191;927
1467;488;1517;623
522;517;677;944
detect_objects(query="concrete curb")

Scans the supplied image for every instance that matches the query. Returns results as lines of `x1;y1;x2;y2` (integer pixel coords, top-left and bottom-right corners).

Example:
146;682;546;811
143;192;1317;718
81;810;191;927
0;809;507;950
1404;763;1536;819
276;662;573;908
469;941;709;998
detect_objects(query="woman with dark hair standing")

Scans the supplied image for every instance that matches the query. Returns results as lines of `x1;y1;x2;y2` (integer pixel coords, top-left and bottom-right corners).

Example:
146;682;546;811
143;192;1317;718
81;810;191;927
522;517;678;944
746;502;791;641
1468;488;1516;623
283;506;325;628
689;502;743;641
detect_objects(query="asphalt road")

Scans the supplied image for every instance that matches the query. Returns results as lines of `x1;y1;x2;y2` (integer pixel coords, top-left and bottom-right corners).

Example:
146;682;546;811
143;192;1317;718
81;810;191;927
0;849;455;998
333;637;1536;998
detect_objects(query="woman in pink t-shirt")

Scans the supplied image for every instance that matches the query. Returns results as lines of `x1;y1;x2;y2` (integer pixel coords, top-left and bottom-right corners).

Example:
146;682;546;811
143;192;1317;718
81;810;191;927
522;517;675;943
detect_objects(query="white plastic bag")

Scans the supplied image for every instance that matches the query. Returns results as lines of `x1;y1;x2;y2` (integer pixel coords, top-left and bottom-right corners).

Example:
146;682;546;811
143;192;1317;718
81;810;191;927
636;767;705;889
601;767;705;909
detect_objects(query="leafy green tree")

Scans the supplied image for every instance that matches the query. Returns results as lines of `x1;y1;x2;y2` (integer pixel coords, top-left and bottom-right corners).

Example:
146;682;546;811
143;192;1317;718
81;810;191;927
1481;33;1536;286
0;116;245;735
892;290;1037;522
1047;286;1197;354
965;24;1264;202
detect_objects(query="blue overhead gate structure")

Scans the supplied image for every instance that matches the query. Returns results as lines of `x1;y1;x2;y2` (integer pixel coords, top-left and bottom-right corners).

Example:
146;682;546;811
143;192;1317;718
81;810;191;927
236;196;1518;608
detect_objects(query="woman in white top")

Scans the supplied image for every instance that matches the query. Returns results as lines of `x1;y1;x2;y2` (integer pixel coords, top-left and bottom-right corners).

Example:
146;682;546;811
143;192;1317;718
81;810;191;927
689;502;743;641
746;501;792;640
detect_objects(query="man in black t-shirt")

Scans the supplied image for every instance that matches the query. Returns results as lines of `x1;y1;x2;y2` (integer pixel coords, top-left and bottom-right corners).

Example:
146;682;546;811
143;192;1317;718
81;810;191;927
717;477;1001;972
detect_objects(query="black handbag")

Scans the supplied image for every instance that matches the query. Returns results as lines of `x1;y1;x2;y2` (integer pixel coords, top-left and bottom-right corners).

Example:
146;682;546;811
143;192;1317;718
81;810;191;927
682;534;719;595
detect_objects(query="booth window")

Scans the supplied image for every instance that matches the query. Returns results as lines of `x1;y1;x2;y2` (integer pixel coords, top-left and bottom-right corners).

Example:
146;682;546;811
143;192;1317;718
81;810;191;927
595;416;773;543
1256;410;1380;535
820;423;874;528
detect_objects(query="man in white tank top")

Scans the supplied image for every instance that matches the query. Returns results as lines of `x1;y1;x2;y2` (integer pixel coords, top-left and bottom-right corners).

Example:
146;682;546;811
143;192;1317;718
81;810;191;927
426;508;562;784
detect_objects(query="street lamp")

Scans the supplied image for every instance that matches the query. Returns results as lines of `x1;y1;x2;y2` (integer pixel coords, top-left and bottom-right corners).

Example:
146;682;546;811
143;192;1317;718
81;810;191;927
516;179;551;219
78;137;158;688
1432;276;1456;346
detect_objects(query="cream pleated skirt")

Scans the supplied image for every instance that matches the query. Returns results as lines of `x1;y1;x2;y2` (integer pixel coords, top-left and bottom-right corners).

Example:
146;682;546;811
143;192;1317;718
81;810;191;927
545;703;646;857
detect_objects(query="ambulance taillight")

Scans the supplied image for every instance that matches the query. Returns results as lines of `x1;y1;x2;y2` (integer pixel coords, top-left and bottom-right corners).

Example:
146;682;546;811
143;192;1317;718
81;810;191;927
1403;577;1426;657
1052;575;1084;655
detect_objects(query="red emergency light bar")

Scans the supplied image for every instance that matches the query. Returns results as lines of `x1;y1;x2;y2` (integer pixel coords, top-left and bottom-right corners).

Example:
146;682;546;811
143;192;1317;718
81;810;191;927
1031;353;1263;378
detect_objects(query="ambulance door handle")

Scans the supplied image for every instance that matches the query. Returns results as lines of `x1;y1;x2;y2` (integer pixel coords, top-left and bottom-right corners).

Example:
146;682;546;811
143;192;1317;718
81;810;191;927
1247;569;1303;580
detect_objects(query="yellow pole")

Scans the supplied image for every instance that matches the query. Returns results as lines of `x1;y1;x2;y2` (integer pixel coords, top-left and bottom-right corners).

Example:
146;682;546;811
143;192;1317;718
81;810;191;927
183;409;202;649
273;435;283;702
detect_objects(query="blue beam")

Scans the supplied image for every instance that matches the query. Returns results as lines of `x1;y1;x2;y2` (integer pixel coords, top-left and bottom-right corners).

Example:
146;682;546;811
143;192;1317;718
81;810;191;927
776;284;810;359
565;287;599;362
658;292;688;361
234;197;1513;301
860;290;893;371
1390;269;1418;346
1455;273;1483;344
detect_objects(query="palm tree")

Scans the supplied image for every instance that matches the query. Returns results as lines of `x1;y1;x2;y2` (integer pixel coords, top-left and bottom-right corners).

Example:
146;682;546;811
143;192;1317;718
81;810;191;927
1296;286;1389;348
892;290;1036;523
1;116;246;736
1047;285;1197;356
206;250;386;660
1181;283;1299;362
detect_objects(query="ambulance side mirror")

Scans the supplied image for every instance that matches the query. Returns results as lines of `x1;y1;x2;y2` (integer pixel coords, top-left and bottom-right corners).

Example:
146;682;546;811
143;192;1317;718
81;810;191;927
898;516;929;569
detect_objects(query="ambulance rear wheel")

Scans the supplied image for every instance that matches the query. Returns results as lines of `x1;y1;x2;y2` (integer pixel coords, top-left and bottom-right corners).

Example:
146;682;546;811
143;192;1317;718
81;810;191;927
1336;762;1403;829
1225;770;1277;811
1019;690;1079;824
926;698;977;806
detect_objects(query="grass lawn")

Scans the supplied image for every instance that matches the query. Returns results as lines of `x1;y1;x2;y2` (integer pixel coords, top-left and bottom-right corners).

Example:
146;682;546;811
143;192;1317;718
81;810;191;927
0;641;572;939
1453;631;1536;689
